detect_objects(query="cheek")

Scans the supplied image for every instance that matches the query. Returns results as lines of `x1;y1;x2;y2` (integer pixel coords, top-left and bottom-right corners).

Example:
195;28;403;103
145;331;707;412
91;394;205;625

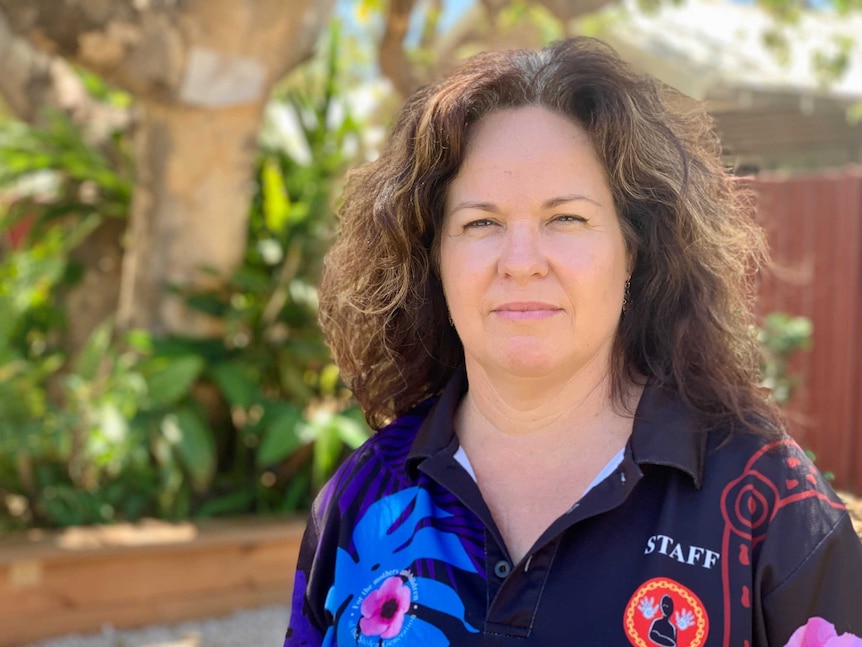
439;246;469;307
441;242;487;284
556;243;627;298
553;241;601;277
439;247;456;296
440;245;491;323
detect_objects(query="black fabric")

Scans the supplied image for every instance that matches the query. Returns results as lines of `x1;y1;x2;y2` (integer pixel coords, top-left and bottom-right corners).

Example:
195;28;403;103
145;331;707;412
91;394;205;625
285;370;862;646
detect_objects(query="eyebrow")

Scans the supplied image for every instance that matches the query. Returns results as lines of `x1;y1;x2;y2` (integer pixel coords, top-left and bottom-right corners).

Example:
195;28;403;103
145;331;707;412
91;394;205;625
448;193;603;215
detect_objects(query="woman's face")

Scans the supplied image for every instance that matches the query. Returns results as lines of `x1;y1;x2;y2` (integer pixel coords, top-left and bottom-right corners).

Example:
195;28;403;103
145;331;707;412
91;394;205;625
440;106;630;383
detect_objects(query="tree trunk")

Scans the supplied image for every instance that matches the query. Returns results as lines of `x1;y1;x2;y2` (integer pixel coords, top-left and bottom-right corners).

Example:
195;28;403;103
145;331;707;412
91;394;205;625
532;0;614;22
118;100;264;335
64;219;126;355
0;9;115;129
379;0;422;98
0;0;334;337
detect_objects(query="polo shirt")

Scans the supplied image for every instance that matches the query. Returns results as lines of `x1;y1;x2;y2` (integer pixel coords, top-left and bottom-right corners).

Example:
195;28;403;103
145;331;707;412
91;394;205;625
284;368;862;646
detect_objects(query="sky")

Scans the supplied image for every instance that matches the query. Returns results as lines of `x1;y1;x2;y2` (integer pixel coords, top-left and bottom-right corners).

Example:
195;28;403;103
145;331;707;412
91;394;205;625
336;0;473;44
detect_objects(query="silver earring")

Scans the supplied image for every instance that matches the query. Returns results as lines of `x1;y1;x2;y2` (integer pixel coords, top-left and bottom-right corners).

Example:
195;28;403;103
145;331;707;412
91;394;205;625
622;279;631;313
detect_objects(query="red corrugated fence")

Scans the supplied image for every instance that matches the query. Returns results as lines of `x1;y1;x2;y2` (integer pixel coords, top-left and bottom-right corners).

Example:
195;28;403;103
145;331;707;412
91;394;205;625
754;166;862;493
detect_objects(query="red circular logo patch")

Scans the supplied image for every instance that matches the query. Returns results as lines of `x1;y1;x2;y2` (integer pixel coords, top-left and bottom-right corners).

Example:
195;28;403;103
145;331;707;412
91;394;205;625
623;578;709;647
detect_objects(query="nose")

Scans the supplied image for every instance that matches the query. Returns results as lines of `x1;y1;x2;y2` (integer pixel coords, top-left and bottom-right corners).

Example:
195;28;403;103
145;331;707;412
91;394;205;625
497;223;548;280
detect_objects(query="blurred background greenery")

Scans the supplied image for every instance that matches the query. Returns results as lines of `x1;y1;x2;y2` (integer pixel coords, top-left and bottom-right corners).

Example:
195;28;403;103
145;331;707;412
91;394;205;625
0;18;371;529
1;0;853;531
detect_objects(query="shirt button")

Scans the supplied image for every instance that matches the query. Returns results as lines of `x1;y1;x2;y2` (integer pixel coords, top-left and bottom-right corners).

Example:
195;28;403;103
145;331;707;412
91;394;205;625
494;560;512;578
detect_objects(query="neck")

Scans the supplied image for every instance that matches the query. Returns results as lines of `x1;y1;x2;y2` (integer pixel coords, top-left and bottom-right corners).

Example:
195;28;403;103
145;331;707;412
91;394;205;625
460;356;629;440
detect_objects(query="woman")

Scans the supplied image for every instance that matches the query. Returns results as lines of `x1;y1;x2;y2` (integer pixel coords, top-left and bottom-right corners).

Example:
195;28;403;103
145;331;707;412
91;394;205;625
285;37;862;647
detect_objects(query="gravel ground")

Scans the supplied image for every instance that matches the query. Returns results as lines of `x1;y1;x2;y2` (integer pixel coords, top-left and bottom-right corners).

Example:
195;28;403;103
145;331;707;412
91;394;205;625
21;605;289;647
19;493;862;647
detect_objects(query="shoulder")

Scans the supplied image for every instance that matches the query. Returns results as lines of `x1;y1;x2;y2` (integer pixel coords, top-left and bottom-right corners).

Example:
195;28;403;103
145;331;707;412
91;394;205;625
703;429;857;581
710;435;862;641
703;429;848;527
704;429;842;503
682;428;862;637
310;398;436;525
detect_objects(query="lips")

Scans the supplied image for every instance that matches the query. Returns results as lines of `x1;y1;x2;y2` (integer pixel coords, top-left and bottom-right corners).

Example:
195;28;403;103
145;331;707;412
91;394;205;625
492;302;561;321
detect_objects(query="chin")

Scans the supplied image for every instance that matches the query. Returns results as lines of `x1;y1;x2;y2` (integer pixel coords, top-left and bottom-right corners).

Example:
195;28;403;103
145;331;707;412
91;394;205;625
492;345;565;378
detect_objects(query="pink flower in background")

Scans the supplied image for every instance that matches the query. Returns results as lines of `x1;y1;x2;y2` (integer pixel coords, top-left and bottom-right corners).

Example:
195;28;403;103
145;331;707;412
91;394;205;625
785;617;862;647
359;576;412;639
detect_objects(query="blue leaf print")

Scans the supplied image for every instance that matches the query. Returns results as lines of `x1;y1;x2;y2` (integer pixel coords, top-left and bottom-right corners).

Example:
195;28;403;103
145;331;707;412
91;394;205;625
414;578;473;623
324;486;480;646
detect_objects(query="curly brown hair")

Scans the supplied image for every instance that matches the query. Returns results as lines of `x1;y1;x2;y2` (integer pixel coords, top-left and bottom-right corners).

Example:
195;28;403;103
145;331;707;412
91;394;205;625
319;36;780;433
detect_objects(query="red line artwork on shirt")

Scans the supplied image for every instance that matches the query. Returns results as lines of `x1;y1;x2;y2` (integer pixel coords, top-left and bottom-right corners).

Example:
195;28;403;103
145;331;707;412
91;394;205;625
718;439;846;647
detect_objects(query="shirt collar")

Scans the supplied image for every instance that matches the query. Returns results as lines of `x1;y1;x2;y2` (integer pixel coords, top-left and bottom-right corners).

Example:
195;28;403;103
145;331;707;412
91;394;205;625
628;380;707;489
406;365;468;470
406;366;707;488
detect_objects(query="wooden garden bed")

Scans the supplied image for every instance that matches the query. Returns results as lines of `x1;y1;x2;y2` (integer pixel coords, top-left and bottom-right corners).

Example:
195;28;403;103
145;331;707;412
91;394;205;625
0;516;305;646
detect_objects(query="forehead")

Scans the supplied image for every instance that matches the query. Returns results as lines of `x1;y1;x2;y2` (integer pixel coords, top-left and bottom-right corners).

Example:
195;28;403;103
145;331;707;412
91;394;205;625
464;106;593;153
448;106;611;201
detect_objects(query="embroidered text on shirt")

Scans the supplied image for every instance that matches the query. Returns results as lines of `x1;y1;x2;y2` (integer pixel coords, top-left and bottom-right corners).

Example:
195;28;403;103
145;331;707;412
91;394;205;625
644;535;720;569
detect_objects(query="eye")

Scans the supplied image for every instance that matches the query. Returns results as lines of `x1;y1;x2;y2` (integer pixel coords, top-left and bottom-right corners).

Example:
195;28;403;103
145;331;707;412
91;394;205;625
553;214;588;224
464;218;495;229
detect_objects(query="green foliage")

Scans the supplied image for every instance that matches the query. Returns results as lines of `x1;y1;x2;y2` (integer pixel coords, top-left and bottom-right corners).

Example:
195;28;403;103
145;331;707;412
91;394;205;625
758;311;813;407
0;73;141;529
761;27;793;67
757;0;804;22
0;110;132;237
0;27;369;530
832;0;862;12
75;67;134;109
805;449;835;481
812;35;855;87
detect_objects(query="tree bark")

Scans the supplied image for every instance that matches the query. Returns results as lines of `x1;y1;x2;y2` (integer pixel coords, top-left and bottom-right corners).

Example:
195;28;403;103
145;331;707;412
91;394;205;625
0;9;128;135
0;9;73;123
378;0;611;99
119;100;265;336
532;0;616;22
379;0;422;98
0;0;334;337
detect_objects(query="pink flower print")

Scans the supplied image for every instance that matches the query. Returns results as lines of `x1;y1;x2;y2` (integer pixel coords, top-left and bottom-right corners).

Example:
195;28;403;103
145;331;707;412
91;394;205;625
359;576;412;639
784;617;862;647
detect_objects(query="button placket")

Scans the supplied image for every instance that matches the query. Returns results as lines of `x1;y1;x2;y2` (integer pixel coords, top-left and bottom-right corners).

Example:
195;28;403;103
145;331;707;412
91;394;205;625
486;540;561;637
494;560;512;579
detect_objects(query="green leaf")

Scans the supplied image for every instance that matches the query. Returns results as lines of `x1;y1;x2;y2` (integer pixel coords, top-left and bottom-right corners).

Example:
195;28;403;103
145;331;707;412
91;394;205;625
184;293;228;317
318;363;341;397
74;319;114;380
161;407;216;492
262;157;291;232
332;413;368;450
311;414;343;489
125;329;153;354
150;337;224;362
282;469;310;512
256;405;303;466
145;355;205;408
194;489;256;518
0;296;16;349
210;362;263;409
232;266;272;292
279;360;315;402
